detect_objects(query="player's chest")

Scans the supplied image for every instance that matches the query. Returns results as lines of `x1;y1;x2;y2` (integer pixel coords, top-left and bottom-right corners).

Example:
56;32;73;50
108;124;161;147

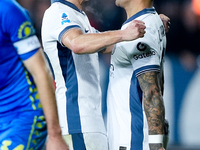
111;44;132;67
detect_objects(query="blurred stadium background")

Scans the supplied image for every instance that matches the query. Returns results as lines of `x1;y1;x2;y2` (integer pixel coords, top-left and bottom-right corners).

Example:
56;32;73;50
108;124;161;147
17;0;200;149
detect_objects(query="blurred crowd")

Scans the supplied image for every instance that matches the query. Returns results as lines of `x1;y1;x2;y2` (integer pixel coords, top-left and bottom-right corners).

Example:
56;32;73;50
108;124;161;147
17;0;51;40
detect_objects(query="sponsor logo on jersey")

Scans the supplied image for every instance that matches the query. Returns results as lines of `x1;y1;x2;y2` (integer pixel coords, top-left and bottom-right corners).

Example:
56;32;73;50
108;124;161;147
133;50;156;60
61;13;70;25
137;42;147;51
18;21;35;39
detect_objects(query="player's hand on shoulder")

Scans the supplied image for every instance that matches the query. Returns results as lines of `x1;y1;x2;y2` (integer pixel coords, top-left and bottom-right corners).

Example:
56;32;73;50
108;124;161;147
159;14;170;33
46;135;69;150
123;20;146;41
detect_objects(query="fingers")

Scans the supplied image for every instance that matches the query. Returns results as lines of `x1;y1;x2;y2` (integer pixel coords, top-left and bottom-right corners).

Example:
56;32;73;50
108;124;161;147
123;20;146;41
139;28;146;38
133;20;146;38
163;19;170;33
159;14;170;22
159;14;171;33
132;20;146;28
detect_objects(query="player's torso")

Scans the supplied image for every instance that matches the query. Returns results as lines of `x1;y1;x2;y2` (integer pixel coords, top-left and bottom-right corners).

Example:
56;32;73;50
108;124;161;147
107;8;166;150
42;1;105;135
108;9;166;108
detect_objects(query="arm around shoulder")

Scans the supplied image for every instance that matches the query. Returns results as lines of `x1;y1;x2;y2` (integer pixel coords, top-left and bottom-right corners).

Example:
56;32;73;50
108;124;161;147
61;20;146;54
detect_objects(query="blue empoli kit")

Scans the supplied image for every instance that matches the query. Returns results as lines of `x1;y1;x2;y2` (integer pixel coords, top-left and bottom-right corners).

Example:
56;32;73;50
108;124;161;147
0;0;42;121
0;0;47;149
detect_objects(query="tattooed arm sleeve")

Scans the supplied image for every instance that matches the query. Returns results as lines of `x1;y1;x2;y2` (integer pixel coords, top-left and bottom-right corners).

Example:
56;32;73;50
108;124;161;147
137;71;165;150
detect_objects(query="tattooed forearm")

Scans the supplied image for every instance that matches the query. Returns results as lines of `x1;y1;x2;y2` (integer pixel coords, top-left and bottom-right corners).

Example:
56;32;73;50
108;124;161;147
137;71;165;135
149;143;163;150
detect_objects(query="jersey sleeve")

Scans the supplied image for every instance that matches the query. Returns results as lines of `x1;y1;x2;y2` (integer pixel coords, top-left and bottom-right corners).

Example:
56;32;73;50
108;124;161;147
128;27;161;76
2;1;40;60
56;11;83;45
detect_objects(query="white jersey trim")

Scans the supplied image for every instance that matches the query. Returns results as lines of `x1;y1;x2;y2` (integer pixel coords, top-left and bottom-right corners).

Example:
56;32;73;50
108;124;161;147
13;35;40;55
58;25;81;45
135;65;160;77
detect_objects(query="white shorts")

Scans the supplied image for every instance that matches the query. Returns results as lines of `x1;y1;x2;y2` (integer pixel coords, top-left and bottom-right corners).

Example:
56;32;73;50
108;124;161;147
63;132;108;150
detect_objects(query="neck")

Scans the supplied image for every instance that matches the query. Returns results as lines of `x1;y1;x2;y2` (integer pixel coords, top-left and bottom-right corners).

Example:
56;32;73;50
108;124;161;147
66;0;82;10
124;0;153;19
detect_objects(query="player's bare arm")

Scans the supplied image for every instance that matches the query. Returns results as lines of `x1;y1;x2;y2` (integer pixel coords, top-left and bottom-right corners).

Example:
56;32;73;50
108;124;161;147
102;14;170;54
137;71;165;150
23;49;69;150
61;20;145;54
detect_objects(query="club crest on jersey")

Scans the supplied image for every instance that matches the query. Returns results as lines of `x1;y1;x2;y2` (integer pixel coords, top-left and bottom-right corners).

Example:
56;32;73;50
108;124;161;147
136;42;147;51
18;21;35;39
61;13;70;25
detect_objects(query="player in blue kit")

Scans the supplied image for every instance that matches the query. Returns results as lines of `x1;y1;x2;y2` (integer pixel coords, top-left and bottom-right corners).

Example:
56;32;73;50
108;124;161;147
0;0;69;149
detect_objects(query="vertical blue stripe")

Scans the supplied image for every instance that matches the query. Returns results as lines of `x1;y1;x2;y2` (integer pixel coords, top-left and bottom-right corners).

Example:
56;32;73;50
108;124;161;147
57;42;82;134
130;71;143;150
129;65;160;150
72;133;86;150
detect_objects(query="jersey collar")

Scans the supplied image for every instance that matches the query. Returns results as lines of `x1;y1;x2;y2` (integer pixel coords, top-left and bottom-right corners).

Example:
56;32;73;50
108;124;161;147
51;0;84;14
123;7;156;26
